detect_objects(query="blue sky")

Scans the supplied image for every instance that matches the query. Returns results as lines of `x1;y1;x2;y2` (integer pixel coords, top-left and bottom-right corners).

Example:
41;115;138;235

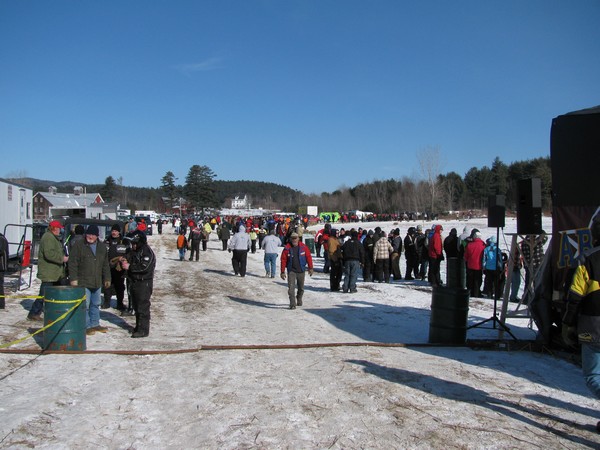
1;1;599;194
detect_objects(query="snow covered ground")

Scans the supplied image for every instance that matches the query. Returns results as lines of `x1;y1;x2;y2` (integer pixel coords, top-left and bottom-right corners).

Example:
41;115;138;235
1;216;599;449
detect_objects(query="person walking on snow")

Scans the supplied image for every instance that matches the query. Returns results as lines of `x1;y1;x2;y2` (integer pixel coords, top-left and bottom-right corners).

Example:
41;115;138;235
228;225;251;277
261;229;281;278
280;232;314;309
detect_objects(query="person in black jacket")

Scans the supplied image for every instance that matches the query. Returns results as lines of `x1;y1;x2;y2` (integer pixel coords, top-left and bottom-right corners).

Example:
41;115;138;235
404;227;419;280
341;230;365;293
390;228;403;281
103;223;129;311
362;230;375;282
443;228;459;259
121;230;156;338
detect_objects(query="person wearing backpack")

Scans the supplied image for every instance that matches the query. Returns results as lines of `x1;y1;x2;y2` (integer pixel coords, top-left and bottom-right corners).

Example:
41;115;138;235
482;236;501;298
188;224;203;261
176;230;188;261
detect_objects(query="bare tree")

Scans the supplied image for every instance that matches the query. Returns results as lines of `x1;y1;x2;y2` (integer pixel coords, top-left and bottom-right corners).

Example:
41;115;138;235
417;145;445;213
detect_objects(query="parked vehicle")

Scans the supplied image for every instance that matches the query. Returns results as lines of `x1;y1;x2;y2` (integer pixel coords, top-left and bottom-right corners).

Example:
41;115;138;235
63;218;126;245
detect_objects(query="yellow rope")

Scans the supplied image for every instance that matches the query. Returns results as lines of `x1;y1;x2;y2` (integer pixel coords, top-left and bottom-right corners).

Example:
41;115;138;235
0;297;85;349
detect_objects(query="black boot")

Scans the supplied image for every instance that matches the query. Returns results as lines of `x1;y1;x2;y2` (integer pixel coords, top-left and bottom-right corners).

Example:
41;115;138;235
131;330;149;338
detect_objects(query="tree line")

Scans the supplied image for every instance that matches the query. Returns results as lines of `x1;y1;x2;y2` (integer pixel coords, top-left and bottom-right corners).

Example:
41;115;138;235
16;154;551;216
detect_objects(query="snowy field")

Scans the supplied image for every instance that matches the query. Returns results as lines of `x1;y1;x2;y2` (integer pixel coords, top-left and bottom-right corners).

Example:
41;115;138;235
1;216;600;449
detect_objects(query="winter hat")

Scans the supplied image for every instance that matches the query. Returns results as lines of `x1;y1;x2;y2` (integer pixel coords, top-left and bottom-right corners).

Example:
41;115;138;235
474;231;482;239
487;235;496;244
111;223;121;232
368;230;374;236
86;225;100;236
74;224;85;235
416;225;423;232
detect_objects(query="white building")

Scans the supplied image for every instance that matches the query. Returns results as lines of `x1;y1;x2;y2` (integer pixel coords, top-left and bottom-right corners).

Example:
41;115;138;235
231;195;250;209
33;186;104;220
0;178;33;258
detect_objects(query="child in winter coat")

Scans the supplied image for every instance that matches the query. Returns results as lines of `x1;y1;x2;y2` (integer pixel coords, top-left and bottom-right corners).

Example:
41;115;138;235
176;230;188;261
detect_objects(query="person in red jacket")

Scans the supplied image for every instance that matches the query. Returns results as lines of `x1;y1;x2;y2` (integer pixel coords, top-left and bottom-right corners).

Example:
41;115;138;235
428;224;444;287
280;233;314;309
464;230;486;297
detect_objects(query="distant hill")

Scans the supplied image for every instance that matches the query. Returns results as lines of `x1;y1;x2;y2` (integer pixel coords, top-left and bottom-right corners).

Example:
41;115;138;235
5;177;305;212
5;177;87;191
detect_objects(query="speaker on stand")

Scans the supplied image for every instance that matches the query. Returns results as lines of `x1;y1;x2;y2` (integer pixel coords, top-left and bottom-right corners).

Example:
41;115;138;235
488;195;506;228
517;178;542;235
469;194;516;339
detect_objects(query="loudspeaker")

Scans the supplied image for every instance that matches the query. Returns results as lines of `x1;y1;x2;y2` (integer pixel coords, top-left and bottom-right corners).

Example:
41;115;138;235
517;178;543;234
487;195;505;228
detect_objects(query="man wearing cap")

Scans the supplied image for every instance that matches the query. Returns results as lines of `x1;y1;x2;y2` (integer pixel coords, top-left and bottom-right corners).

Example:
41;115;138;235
280;232;314;309
27;221;69;321
68;224;111;335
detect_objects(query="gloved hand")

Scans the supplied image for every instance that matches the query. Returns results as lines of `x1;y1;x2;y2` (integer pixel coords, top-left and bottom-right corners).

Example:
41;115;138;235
104;281;111;289
308;269;314;277
70;280;78;287
280;272;286;280
228;249;232;253
562;324;578;348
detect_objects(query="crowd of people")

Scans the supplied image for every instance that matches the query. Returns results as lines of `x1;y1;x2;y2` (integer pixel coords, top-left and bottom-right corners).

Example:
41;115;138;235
18;212;549;338
165;214;549;310
27;219;156;338
16;211;600;433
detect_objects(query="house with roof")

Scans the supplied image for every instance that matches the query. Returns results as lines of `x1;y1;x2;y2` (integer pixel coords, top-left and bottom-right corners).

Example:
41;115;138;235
231;195;250;209
33;186;104;221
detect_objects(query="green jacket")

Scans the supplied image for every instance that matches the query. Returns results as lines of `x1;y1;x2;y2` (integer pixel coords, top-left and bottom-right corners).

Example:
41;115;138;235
37;230;66;282
68;238;110;289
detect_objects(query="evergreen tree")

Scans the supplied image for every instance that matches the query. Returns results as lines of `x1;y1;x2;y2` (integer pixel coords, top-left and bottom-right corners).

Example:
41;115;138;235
161;171;179;211
490;157;509;195
184;165;217;212
100;176;117;202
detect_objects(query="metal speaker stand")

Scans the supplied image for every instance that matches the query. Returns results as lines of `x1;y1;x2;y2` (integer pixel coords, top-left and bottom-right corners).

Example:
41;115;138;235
467;226;517;340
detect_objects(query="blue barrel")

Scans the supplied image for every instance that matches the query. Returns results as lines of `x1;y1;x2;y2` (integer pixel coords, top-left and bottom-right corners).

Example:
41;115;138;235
43;286;86;351
428;286;470;344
